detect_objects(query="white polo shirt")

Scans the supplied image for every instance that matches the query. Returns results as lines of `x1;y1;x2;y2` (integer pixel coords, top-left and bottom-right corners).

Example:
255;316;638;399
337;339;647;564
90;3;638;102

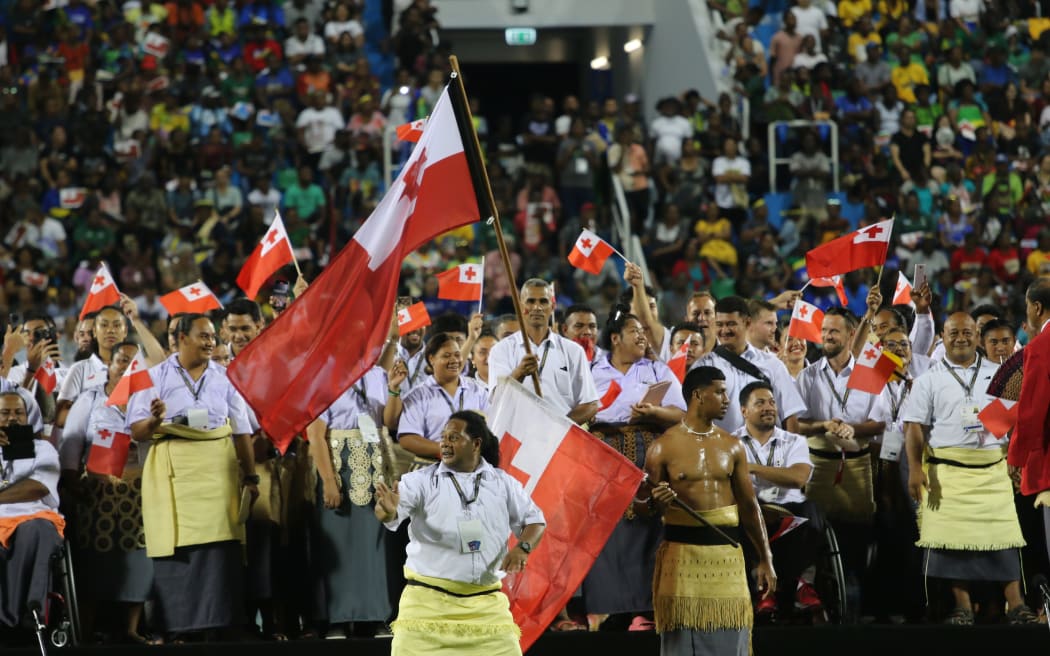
796;356;879;426
732;425;812;504
900;354;1002;450
695;344;807;433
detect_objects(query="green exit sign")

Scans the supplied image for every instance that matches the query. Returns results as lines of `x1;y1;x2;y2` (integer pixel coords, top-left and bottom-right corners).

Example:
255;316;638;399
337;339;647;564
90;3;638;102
505;27;537;46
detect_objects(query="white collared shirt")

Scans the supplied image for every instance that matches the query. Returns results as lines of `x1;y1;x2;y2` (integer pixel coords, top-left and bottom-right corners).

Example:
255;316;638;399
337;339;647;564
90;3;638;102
590;355;686;424
487;331;599;416
872;379;911;436
57;354;108;403
8;361;69;395
901;354;1002;450
126;354;252;434
397;344;428;398
731;425;812;505
695;344;807;433
59;386;146;472
0;438;59;519
397;375;490;442
384;459;545;586
796;356;879;425
320;366;387;430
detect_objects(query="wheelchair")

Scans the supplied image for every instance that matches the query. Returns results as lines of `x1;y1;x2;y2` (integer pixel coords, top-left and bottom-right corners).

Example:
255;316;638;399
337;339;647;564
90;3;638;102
43;540;81;650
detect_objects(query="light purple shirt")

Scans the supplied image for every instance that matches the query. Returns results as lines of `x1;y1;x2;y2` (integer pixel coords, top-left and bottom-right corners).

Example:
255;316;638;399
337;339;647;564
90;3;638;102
320;367;387;429
397;344;428;397
397;375;489;442
590;356;686;424
127;354;251;434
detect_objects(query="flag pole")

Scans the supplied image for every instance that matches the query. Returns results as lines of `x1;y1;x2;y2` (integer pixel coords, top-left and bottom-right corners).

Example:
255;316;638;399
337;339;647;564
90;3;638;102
477;255;485;315
448;55;542;397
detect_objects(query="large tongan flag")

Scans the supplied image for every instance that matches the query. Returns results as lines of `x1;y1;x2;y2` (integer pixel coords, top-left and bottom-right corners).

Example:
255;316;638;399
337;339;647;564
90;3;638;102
236;211;295;299
805;218;894;279
488;379;644;653
80;264;121;318
227;81;485;449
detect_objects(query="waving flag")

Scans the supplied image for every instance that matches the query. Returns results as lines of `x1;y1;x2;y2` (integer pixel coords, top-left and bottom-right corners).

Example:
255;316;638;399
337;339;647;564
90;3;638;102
488;379;644;653
805;218;894;278
236;211;295;299
227;78;486;449
86;428;132;477
397;301;431;335
396;117;427;142
810;275;848;306
893;272;913;306
978;398;1019;439
847;345;900;395
568;230;615;275
107;350;153;406
668;341;689;383
436;263;483;301
788;299;824;343
80;264;121;319
159;282;222;316
34;359;58;395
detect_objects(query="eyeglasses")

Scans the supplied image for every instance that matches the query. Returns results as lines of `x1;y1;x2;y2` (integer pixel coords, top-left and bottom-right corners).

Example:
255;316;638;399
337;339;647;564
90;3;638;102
882;340;911;350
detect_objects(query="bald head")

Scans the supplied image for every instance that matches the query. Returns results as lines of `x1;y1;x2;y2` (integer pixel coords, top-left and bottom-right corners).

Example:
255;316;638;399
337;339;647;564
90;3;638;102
943;312;978;366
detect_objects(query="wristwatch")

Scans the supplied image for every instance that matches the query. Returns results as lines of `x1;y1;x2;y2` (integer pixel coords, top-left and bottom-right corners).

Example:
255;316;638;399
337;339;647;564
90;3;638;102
243;474;261;485
518;541;532;554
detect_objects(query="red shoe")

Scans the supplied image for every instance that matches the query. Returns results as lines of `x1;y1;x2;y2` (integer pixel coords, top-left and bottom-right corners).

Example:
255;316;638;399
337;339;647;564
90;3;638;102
756;594;777;616
796;581;823;610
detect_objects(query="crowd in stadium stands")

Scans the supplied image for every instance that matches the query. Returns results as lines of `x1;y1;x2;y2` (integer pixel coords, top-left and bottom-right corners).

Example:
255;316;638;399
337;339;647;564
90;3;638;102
2;0;1050;647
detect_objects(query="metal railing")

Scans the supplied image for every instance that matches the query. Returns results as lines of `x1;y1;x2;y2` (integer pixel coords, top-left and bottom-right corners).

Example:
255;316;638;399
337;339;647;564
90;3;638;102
767;119;839;193
609;169;652;287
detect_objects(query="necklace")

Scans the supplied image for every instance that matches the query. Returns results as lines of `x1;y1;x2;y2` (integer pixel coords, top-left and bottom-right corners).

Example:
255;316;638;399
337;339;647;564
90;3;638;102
681;420;716;438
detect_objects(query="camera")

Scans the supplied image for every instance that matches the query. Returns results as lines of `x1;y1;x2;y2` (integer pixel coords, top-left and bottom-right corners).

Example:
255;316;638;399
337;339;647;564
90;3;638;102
33;327;56;344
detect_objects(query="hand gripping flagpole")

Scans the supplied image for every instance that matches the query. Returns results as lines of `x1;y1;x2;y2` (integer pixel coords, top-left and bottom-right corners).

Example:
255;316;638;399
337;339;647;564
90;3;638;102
641;474;740;548
448;55;542;397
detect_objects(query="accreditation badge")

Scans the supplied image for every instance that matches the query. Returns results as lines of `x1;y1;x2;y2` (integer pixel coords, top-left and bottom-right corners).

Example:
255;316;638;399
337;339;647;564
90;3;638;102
458;518;484;553
880;430;904;462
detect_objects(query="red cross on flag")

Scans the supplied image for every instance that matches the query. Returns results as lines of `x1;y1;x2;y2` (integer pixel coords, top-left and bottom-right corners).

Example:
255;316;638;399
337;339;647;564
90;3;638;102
668;341;690;383
86;427;132;477
236;210;295;299
893;271;913;306
396;117;427;142
34;358;57;395
487;378;644;653
397;301;431;336
59;187;88;209
107;350;154;406
80;264;121;319
978;398;1019;439
788;299;824;343
847;345;899;395
568;229;615;275
159;281;222;316
805;218;894;279
809;275;848;306
435;262;483;301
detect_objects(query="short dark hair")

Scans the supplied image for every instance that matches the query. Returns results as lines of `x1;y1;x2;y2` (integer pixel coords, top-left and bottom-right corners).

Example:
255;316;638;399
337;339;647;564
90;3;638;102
969;304;1002;321
747;299;776;318
430;311;469;338
714;296;750;317
670;321;704;344
175;313;211;340
21;310;56;330
226;298;262;323
824;306;858;332
739;380;774;407
563;304;596;322
980;318;1014;341
683;366;726;402
878;306;908;331
449;410;500;468
1027;278;1050;312
619;284;657;306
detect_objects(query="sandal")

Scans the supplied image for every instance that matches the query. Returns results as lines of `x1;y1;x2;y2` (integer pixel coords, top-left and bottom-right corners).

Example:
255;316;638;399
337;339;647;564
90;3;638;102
552;618;587;631
1007;604;1042;625
944;608;974;626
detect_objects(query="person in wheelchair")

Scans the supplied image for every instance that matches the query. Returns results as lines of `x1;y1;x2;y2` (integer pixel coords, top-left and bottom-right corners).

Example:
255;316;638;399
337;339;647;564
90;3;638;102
733;381;824;621
0;391;64;639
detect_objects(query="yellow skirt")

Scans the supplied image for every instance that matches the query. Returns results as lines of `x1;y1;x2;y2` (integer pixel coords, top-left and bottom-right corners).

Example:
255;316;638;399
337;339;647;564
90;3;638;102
653;506;752;634
806;436;875;523
917;446;1025;551
391;569;520;656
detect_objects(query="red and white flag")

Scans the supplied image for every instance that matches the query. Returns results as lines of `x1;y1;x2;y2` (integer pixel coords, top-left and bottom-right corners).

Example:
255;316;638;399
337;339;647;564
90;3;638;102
85;428;132;477
80;264;121;319
668;341;689;383
236;211;295;299
142;31;170;58
34;359;57;395
396;117;427;142
810;275;848;306
598;381;622;410
159;282;222;316
107;351;153;406
805;218;894;279
488;379;644;653
397;301;431;335
978;398;1019;439
59;187;88;209
436;263;483;301
847;345;899;395
568;229;615;275
769;515;808;542
893;272;913;306
227;82;483;449
788;299;824;343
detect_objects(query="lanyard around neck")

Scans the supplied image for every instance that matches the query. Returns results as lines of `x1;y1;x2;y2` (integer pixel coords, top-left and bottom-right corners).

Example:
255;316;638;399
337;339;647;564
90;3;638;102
820;366;850;413
744;434;777;467
941;355;982;398
447;471;482;507
176;365;207;401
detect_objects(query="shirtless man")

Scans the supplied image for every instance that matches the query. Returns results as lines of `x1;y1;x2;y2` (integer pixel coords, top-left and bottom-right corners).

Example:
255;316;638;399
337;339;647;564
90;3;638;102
637;365;775;656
